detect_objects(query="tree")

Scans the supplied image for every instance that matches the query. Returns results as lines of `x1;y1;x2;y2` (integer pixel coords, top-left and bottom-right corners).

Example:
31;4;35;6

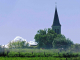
34;28;57;49
20;41;29;48
34;28;74;49
0;45;3;52
8;40;29;49
70;43;80;52
52;34;74;50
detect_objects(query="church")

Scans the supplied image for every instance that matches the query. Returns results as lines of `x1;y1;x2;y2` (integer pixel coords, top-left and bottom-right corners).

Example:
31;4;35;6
52;7;61;34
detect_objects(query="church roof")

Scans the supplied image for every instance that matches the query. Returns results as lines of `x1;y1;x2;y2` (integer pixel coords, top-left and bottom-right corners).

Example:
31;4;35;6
52;7;61;26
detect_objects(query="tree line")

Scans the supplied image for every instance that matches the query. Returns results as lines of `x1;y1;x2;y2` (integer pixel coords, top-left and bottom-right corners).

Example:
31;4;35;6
4;28;80;51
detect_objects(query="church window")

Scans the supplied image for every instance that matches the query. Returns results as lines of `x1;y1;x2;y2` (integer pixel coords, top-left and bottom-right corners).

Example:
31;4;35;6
55;29;56;33
57;29;59;34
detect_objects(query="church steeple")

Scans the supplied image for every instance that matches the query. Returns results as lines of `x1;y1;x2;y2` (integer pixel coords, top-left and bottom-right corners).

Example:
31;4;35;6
52;6;61;34
53;7;61;26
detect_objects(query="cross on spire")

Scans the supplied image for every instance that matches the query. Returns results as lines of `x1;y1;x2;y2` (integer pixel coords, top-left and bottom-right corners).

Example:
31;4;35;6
55;2;57;6
55;2;57;8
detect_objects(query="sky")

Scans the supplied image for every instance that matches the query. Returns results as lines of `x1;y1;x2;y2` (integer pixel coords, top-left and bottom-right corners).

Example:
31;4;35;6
0;0;80;46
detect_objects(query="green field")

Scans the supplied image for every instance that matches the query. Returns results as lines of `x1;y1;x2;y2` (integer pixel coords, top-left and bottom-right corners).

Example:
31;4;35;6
0;48;80;60
0;57;80;60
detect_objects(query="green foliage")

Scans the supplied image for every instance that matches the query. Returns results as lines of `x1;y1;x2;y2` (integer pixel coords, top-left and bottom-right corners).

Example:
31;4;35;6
69;43;80;52
52;34;74;49
8;52;19;57
0;57;78;60
34;28;57;49
0;48;80;59
34;28;74;49
8;40;29;49
1;51;79;58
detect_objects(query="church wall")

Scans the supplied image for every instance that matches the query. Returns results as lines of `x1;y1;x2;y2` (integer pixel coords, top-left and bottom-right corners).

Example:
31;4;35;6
52;26;61;34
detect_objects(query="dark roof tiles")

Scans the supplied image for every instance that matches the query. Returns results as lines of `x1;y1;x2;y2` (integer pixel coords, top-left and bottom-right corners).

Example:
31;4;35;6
52;7;61;26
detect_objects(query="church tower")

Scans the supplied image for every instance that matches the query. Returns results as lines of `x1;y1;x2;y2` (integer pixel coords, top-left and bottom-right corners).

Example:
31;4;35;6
52;7;61;34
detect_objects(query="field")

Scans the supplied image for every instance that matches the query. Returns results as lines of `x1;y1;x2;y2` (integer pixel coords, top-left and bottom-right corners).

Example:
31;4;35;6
0;48;80;60
0;57;80;60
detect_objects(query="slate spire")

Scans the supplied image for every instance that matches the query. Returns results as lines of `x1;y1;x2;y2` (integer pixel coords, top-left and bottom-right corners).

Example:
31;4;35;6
52;6;61;34
52;7;61;26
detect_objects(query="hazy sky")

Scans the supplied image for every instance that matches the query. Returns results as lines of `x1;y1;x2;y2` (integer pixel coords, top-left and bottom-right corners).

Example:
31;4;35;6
0;0;80;45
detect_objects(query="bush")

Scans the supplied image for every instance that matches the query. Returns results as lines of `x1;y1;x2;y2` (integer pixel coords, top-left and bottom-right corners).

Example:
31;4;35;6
8;52;19;57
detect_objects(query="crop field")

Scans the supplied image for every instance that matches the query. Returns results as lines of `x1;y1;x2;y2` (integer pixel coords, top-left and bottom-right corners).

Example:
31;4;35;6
1;48;80;54
0;57;80;60
0;48;80;60
8;48;60;53
6;48;75;53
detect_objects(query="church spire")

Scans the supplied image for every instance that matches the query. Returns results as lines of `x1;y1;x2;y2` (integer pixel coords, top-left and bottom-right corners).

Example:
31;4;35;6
52;5;61;34
53;7;61;26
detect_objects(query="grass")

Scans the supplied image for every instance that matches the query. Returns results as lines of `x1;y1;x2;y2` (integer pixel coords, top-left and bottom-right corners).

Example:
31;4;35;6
7;48;60;53
0;48;80;60
0;57;80;60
